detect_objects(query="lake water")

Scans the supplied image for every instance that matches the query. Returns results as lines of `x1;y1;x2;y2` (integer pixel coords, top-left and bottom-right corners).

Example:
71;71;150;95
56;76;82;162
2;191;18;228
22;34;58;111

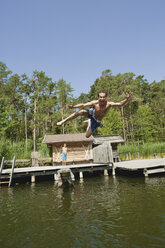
0;175;165;248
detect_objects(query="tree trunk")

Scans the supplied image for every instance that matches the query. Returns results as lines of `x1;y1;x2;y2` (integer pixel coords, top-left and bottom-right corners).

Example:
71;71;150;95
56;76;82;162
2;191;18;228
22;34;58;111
121;106;126;142
33;98;37;152
25;97;28;150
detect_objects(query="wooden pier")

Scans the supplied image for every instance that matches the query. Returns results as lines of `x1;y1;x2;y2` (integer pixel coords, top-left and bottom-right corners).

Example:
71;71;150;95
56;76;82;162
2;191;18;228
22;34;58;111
1;132;165;187
1;158;165;187
114;158;165;176
0;162;115;186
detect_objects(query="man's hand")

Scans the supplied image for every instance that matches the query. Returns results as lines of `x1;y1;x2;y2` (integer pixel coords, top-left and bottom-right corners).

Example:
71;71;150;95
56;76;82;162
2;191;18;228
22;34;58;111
66;104;74;109
126;92;133;101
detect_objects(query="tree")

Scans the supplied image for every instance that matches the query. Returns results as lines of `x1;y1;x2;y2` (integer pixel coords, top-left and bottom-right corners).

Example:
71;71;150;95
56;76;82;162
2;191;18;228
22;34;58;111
0;62;12;139
56;79;74;134
28;71;55;151
97;108;123;136
133;105;156;143
149;80;165;141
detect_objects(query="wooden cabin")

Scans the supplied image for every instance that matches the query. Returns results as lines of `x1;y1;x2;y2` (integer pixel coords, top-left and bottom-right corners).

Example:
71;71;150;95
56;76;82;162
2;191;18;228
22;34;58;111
93;135;124;162
43;133;124;165
43;133;93;165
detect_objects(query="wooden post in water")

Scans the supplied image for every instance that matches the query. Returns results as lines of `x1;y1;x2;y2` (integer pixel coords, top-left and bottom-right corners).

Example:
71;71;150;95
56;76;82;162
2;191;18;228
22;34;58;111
104;169;109;176
31;175;35;183
112;163;115;176
79;171;83;179
9;156;16;187
105;141;115;176
0;157;5;176
143;168;148;177
54;173;58;181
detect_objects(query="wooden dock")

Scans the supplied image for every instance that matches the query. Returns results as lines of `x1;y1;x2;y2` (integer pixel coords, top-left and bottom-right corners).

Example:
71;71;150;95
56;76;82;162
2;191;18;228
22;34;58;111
1;157;165;187
114;158;165;176
0;162;114;186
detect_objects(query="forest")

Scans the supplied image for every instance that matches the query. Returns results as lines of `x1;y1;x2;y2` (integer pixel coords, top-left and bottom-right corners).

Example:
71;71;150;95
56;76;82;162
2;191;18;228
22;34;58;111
0;61;165;159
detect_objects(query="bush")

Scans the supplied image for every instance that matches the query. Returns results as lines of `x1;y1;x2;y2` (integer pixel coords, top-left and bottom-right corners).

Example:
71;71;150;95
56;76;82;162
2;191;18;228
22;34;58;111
0;140;12;160
0;139;33;160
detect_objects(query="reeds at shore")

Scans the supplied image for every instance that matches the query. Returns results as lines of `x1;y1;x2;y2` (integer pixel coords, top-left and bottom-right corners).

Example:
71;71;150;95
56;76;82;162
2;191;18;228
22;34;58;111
1;139;165;161
0;139;50;160
118;142;165;160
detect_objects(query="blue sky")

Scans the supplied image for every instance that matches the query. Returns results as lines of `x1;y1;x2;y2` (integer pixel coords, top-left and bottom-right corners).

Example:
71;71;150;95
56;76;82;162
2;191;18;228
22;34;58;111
1;0;165;97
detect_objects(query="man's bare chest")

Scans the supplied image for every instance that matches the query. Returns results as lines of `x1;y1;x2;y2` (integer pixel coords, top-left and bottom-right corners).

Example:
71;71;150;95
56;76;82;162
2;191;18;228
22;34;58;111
94;104;109;119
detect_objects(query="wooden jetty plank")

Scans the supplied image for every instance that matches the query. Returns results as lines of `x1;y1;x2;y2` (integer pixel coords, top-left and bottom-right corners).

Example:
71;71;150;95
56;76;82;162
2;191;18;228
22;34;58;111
0;157;5;175
145;168;165;175
0;162;114;186
8;156;16;187
2;163;112;174
114;158;165;171
1;163;114;182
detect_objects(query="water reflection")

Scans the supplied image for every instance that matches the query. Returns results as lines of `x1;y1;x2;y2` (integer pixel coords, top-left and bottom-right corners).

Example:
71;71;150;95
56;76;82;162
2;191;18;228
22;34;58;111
0;176;165;248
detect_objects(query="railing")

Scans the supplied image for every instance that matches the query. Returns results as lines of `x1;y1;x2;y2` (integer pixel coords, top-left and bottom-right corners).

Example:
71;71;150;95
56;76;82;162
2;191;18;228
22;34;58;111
0;156;16;187
0;157;5;176
9;156;16;187
1;157;52;168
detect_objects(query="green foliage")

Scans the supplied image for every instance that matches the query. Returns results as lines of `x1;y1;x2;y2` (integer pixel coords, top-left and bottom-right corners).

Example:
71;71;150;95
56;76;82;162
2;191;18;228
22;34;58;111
0;139;33;160
0;62;165;159
97;108;123;136
119;142;165;159
38;143;51;158
0;140;11;160
133;105;156;143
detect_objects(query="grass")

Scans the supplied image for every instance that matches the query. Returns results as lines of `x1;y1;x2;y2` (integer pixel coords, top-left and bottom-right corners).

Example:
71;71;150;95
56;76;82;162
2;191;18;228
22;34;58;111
0;139;33;160
0;139;50;161
1;139;165;163
118;142;165;160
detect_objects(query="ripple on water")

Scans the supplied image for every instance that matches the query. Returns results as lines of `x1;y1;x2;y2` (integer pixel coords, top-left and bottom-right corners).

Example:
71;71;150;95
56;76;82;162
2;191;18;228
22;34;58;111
0;176;165;248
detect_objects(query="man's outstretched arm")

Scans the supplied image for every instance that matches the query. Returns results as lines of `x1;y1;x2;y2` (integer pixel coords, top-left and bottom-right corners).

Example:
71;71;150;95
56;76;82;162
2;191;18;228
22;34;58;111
67;100;98;109
109;92;133;107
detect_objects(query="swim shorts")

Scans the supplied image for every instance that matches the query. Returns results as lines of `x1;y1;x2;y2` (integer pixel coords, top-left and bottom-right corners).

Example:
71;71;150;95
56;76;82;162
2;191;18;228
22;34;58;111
62;152;67;160
86;108;101;132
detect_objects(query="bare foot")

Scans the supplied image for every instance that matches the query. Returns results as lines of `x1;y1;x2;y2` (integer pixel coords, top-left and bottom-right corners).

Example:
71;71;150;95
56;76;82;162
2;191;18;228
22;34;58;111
57;120;65;126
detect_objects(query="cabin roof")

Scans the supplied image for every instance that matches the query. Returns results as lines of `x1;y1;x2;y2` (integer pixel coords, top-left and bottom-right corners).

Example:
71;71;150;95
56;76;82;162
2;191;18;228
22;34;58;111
43;133;124;145
93;135;124;144
43;133;93;144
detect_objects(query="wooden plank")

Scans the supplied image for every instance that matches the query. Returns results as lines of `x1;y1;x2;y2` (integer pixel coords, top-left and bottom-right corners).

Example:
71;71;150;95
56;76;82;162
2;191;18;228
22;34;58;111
0;157;5;175
93;141;113;163
53;143;93;163
9;156;16;187
4;159;30;163
144;168;165;175
115;158;165;170
2;163;112;174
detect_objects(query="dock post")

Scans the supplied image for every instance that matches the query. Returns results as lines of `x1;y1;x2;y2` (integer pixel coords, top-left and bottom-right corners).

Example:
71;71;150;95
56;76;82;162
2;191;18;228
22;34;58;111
143;168;148;177
9;156;16;187
104;169;108;176
54;173;58;181
111;163;115;176
71;171;75;181
79;171;83;179
31;175;35;183
0;157;5;176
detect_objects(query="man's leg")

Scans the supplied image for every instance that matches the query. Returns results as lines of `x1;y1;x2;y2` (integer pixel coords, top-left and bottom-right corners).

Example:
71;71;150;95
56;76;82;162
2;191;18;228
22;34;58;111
57;110;88;126
85;119;93;138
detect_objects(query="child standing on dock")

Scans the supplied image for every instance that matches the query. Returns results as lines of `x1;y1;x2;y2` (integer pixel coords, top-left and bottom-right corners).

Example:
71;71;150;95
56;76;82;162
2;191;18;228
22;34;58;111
62;143;67;166
57;91;133;138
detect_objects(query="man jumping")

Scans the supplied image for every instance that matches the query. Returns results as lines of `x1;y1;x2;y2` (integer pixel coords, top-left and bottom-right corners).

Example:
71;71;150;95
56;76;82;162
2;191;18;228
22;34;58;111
57;91;133;138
